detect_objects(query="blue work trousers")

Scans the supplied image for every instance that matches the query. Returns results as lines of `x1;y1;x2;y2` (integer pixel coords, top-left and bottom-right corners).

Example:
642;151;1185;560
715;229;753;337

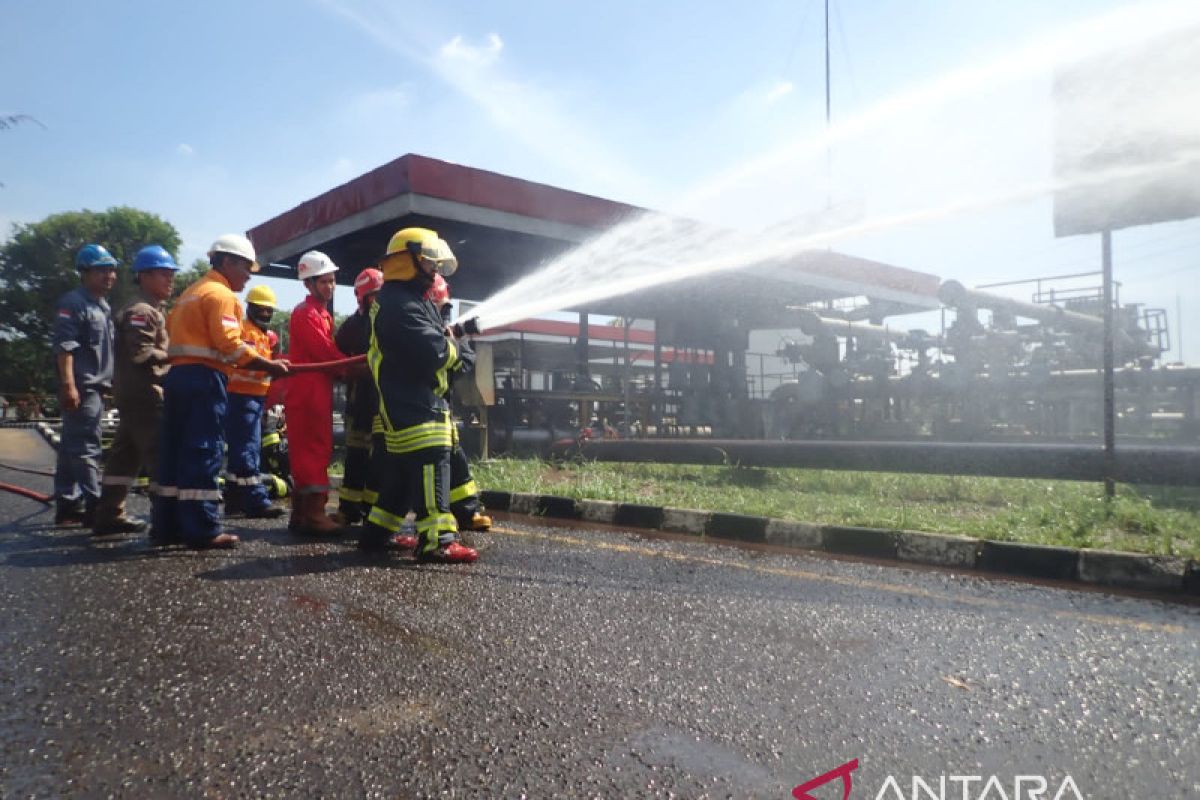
152;364;227;545
224;392;270;513
54;387;103;509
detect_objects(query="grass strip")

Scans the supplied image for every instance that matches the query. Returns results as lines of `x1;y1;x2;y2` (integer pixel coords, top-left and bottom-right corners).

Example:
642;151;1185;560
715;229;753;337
471;458;1200;559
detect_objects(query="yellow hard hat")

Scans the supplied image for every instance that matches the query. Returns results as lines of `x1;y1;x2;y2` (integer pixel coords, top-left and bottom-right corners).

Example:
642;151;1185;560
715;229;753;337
245;284;278;309
382;227;458;282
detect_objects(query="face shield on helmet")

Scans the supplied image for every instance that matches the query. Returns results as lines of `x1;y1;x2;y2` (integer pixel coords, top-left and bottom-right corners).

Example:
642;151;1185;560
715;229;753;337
382;227;458;282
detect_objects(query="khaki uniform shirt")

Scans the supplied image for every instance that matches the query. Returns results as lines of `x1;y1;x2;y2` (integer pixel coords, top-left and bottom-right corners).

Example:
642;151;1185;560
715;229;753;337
112;292;169;409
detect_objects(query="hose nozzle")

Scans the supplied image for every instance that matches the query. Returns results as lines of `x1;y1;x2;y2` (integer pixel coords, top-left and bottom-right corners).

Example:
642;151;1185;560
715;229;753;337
451;318;481;338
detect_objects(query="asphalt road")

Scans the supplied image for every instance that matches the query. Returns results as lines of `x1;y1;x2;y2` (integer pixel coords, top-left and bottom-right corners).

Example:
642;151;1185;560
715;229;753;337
1;429;1197;799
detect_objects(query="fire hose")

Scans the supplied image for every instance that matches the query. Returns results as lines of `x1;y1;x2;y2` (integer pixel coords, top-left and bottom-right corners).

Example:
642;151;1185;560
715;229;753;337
0;462;53;504
274;354;367;376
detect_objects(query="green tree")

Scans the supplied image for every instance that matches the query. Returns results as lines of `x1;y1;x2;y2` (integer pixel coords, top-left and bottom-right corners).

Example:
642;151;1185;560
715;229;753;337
0;207;181;394
171;258;210;300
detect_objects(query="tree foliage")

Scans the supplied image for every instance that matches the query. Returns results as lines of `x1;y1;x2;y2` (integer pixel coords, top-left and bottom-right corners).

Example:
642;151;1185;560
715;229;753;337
172;258;210;298
0;207;182;394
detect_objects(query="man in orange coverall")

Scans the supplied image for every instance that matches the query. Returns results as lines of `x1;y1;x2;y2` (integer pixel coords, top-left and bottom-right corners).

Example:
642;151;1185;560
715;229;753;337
153;234;289;548
285;250;347;536
223;284;286;519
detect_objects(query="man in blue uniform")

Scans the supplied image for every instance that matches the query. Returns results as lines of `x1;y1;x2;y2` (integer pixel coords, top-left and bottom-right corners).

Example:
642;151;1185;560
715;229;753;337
51;244;117;525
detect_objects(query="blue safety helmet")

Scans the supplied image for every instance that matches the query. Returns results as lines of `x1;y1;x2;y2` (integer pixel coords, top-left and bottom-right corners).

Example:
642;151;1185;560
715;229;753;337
75;243;119;270
132;244;181;273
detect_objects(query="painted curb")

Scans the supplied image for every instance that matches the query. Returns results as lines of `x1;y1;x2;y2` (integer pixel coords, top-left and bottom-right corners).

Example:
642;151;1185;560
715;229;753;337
1077;550;1188;593
480;489;512;511
508;492;539;516
896;530;979;568
613;503;665;529
579;499;617;524
661;507;710;534
490;491;1198;595
765;519;823;549
707;513;769;543
821;525;898;559
538;494;581;520
979;541;1080;582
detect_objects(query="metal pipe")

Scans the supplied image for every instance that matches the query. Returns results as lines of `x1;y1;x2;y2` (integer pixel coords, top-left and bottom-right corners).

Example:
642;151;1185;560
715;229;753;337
939;280;1107;333
556;438;1200;486
796;309;910;342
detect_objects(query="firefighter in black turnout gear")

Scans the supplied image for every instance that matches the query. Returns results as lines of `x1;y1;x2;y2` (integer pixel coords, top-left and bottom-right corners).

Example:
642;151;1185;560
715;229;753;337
360;227;478;563
334;267;384;525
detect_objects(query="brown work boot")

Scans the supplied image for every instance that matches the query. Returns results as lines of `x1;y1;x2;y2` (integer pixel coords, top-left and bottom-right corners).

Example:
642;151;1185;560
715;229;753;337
294;493;343;537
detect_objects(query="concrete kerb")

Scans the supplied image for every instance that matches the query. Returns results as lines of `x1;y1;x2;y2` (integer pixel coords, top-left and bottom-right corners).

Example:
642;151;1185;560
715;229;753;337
579;499;617;524
1078;550;1190;593
896;530;980;568
492;490;1199;596
661;507;711;534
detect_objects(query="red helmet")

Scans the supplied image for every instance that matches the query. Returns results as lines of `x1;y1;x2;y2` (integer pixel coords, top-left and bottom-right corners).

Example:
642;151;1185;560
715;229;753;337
426;273;451;306
353;268;384;301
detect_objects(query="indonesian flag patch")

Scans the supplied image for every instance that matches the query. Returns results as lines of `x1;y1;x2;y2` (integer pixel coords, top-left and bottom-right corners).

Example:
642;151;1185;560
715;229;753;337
57;309;72;319
221;314;239;329
128;313;148;328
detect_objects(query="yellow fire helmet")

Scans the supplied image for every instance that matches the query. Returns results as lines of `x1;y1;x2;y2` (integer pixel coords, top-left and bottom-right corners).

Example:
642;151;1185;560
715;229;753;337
245;284;278;309
382;227;458;282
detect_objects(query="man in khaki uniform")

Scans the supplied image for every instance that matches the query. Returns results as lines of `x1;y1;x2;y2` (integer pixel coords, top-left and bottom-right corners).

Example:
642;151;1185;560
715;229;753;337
92;245;180;535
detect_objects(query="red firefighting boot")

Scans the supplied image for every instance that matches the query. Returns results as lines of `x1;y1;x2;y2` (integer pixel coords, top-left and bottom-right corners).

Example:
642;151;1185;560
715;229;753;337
416;531;478;563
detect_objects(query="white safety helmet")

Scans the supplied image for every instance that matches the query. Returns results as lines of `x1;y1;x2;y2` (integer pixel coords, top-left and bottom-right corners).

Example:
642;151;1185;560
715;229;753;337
208;233;259;272
297;250;338;281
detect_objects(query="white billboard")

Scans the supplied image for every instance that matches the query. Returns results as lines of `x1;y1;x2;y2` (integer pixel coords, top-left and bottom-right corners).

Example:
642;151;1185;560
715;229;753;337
1053;26;1200;237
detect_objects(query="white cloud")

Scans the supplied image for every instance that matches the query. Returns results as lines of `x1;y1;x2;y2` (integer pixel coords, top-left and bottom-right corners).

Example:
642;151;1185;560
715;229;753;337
765;81;794;104
439;33;503;66
318;0;657;201
176;143;194;157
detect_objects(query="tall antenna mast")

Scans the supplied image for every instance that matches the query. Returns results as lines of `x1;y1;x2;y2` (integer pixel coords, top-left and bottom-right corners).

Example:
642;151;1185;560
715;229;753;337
824;0;833;211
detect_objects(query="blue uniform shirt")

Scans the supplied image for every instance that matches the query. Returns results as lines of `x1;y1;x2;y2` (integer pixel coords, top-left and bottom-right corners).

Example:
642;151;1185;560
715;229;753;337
52;286;114;390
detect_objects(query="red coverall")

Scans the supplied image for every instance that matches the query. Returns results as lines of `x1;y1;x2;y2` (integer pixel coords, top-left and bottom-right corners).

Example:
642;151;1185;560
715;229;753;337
285;295;346;495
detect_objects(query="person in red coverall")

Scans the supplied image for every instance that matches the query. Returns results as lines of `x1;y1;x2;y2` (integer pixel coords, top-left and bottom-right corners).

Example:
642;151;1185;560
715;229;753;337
285;250;347;536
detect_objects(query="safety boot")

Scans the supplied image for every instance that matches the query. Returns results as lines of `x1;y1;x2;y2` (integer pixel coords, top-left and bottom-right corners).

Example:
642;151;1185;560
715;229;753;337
92;515;147;536
54;501;87;527
294;493;343;537
334;502;363;526
466;511;492;531
244;503;286;520
417;540;478;564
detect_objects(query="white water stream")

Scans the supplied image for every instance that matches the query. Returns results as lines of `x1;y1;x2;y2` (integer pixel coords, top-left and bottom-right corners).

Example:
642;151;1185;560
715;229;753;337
461;0;1200;332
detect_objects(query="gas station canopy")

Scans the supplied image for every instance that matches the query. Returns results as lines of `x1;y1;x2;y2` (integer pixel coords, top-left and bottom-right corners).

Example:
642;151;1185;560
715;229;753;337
248;153;940;326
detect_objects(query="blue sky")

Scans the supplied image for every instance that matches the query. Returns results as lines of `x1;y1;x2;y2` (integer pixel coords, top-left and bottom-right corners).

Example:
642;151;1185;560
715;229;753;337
2;0;1198;358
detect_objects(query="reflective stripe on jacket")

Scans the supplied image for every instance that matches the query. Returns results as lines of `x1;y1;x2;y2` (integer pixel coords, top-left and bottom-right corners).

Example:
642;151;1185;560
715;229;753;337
166;271;255;376
227;320;274;397
368;280;458;438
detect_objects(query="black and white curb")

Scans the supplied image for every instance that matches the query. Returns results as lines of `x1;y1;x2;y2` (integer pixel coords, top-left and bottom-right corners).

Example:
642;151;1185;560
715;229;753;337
481;490;1200;596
